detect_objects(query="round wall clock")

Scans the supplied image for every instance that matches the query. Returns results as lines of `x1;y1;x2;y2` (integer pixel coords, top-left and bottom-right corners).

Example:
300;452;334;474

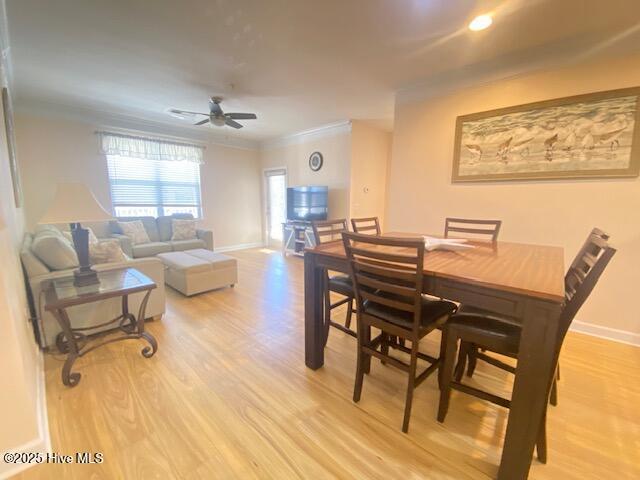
309;151;323;172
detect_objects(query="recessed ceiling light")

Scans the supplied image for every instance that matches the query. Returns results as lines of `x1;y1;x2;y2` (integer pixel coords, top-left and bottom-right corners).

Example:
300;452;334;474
469;14;493;31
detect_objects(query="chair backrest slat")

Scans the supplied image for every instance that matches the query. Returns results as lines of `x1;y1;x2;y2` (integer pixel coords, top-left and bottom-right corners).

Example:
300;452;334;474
312;219;348;245
558;229;615;354
444;217;502;242
351;217;381;235
342;232;425;332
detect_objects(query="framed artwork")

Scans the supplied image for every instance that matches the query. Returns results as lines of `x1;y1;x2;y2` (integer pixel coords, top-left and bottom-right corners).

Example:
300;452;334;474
2;86;22;206
452;87;640;182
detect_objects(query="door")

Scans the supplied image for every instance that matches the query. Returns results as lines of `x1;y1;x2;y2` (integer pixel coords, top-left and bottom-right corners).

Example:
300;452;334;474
264;168;287;248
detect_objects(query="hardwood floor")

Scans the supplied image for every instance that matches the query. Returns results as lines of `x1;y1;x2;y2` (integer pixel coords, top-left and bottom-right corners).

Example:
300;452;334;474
16;248;640;479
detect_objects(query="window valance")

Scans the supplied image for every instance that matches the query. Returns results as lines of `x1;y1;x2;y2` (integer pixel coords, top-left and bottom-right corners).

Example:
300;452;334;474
98;132;204;164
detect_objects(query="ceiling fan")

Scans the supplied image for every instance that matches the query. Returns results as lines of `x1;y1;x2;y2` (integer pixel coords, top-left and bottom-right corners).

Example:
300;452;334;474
169;97;257;129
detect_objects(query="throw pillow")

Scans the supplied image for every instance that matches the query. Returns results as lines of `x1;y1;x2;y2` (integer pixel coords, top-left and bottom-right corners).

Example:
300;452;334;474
171;219;197;241
31;231;79;271
118;220;150;245
89;239;127;264
62;227;99;245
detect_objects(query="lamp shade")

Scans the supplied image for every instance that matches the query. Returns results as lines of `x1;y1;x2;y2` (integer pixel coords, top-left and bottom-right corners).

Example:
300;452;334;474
39;183;113;224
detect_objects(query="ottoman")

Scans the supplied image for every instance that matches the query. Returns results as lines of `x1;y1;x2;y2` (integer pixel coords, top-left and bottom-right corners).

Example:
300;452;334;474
157;249;238;296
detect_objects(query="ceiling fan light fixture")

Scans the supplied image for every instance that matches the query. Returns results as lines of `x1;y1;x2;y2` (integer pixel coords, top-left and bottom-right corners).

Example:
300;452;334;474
212;116;226;127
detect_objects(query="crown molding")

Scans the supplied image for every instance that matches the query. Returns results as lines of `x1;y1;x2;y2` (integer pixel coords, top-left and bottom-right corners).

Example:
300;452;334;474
14;98;261;150
260;120;352;150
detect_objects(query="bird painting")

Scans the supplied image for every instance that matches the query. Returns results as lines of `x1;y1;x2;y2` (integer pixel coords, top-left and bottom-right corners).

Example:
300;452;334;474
455;90;638;181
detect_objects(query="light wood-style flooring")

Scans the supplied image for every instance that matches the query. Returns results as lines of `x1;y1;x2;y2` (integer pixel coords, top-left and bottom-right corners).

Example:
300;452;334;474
16;248;640;479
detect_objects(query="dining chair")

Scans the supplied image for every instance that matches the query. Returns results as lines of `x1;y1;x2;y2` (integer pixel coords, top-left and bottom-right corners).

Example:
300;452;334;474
342;232;458;433
351;216;381;235
444;217;502;241
311;219;357;343
437;230;615;463
460;227;611;406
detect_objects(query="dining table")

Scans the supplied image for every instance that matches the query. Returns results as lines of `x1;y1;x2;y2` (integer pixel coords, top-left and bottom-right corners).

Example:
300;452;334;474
303;232;565;480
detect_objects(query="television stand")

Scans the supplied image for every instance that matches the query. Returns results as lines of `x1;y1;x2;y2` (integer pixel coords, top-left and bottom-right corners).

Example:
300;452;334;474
282;220;315;257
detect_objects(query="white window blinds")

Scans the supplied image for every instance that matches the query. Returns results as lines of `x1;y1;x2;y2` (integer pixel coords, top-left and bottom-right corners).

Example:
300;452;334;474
101;133;204;218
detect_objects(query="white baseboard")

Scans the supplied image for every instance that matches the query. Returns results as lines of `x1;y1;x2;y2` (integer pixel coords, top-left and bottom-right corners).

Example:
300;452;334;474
0;350;51;480
570;320;640;347
215;242;264;253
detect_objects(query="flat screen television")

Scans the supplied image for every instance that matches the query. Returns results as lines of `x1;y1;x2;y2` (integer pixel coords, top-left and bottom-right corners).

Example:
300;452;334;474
287;186;328;221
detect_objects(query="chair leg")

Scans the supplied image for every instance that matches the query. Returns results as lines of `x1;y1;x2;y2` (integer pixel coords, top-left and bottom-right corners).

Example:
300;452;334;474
454;341;469;382
323;280;331;347
363;325;372;374
402;341;419;433
380;333;389;366
466;345;478;377
438;328;448;389
353;326;366;403
438;330;458;423
536;407;548;464
550;376;558;407
345;298;353;330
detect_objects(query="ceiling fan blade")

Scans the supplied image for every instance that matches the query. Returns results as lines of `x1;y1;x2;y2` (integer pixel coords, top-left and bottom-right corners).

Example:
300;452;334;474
225;113;257;120
194;118;210;126
171;109;209;116
225;118;243;129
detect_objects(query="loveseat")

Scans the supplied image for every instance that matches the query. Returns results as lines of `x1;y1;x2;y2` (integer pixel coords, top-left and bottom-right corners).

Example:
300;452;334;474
109;213;214;258
21;225;166;349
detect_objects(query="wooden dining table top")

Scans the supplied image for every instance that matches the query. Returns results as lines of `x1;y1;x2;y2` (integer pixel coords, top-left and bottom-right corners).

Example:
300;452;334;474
307;232;566;303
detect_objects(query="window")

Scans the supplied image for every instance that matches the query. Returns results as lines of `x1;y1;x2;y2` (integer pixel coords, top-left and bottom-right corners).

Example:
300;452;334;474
101;133;204;218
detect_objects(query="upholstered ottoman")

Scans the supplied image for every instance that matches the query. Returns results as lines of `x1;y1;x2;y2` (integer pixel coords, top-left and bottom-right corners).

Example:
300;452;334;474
157;249;237;296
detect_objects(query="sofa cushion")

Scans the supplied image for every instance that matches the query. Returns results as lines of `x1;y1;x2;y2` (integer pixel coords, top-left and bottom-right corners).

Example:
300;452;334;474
171;219;198;241
132;241;172;258
170;239;206;251
112;216;160;242
31;230;79;271
89;239;128;264
118;220;151;245
157;213;194;241
157;251;212;273
21;234;50;277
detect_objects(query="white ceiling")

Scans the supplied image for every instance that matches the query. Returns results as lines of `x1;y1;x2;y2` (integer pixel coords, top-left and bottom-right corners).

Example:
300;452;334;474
6;0;640;142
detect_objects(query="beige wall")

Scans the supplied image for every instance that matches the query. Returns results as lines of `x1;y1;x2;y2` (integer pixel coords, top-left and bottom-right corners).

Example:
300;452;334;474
387;53;640;336
350;121;390;226
260;129;352;222
15;113;263;249
0;76;44;472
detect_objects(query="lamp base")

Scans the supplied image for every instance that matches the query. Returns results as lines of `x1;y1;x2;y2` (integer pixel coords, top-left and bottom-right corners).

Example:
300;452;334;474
73;267;99;287
70;222;100;287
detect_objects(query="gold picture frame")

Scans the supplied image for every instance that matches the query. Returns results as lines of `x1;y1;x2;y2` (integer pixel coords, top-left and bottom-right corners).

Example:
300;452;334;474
452;87;640;182
2;86;22;207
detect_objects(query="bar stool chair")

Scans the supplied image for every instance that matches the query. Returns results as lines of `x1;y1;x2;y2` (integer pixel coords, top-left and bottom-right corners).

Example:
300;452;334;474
437;230;616;463
343;232;457;433
311;219;357;344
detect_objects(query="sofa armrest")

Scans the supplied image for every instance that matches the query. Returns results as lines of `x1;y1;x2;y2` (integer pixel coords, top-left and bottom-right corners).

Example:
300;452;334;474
110;233;133;257
197;229;214;250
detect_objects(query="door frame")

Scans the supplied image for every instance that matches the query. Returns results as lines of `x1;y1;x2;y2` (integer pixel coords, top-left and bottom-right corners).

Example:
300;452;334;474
262;166;288;248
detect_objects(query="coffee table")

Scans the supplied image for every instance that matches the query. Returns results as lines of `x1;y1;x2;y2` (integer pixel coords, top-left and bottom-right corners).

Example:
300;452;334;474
44;268;158;387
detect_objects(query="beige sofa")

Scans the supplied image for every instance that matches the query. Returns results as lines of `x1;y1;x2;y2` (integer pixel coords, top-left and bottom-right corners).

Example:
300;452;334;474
21;227;166;349
109;213;214;258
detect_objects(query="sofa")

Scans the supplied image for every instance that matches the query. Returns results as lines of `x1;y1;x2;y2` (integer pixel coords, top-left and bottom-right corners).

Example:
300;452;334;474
109;213;214;258
21;225;166;349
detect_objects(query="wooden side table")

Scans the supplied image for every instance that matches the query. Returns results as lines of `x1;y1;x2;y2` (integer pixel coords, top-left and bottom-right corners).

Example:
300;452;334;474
44;268;158;387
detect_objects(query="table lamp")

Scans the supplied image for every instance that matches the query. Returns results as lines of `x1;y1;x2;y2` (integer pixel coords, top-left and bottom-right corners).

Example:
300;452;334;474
39;183;113;286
